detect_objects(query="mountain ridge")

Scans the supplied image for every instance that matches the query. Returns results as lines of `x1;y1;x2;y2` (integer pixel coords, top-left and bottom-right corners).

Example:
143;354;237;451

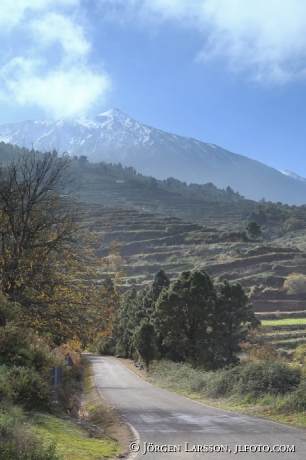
0;108;306;205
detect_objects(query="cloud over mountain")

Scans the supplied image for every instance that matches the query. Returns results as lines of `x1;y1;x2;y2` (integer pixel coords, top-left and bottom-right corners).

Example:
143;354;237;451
0;1;111;118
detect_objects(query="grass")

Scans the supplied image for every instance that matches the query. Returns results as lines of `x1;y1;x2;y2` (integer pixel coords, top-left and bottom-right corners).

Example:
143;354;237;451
261;318;306;326
32;414;118;460
21;360;121;460
144;360;306;429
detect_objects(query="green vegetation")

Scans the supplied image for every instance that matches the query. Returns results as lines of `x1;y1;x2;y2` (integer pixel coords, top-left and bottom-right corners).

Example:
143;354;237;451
284;272;306;294
114;268;258;369
2;144;306;444
146;356;306;427
32;414;118;460
0;150;121;458
261;318;306;327
246;220;261;238
149;358;300;398
0;402;62;460
133;321;158;369
69;158;306;237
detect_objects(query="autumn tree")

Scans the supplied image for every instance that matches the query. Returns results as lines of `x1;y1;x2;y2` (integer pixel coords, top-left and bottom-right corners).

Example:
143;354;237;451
284;273;306;295
0;150;119;345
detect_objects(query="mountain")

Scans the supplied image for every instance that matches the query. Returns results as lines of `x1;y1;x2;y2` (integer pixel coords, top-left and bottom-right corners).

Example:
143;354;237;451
278;170;306;183
0;108;306;205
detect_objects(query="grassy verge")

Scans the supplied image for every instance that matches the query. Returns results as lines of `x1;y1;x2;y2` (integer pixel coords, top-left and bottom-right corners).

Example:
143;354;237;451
83;356;132;458
26;358;122;460
125;359;306;429
32;414;118;460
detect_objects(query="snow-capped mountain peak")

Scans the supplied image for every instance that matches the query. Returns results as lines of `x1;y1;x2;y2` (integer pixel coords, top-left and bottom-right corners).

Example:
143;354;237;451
278;170;306;183
98;108;130;119
1;109;306;205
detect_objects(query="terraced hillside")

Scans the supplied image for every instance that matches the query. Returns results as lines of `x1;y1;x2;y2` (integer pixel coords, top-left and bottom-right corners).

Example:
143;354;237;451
73;160;257;230
77;201;306;355
255;312;306;357
78;203;304;298
2;144;306;356
73;160;306;239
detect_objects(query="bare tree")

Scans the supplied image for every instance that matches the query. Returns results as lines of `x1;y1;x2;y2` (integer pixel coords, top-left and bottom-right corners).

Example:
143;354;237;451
0;150;77;307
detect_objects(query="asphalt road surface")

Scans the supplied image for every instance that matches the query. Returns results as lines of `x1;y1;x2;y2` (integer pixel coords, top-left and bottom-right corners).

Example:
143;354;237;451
86;355;306;459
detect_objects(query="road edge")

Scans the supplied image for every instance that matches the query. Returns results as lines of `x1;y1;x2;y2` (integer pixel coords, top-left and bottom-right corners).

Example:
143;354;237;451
83;354;139;459
117;357;306;434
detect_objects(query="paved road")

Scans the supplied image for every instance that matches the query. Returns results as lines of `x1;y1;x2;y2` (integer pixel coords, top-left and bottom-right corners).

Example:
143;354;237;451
86;355;306;459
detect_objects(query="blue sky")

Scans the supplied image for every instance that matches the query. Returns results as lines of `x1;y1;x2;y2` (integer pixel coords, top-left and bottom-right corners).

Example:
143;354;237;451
1;1;306;175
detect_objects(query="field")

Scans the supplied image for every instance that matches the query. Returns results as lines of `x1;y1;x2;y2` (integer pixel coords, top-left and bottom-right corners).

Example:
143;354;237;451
261;318;306;327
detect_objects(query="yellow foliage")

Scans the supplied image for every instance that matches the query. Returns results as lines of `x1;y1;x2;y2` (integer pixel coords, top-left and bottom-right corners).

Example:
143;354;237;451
293;344;306;376
0;151;122;347
283;217;303;231
284;273;306;295
240;342;281;362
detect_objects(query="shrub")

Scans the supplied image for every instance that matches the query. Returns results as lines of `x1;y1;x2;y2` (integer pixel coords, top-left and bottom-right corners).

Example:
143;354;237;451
165;225;175;235
0;366;50;409
284;273;306;295
206;366;241;397
149;360;209;393
293;344;306;376
0;402;62;460
283;218;303;231
293;343;306;364
277;379;306;413
245;343;279;362
237;361;300;396
241;393;257;405
149;359;301;403
3;347;34;368
0;323;29;363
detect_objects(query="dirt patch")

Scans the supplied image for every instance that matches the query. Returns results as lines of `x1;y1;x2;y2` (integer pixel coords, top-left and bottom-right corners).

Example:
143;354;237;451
83;355;134;459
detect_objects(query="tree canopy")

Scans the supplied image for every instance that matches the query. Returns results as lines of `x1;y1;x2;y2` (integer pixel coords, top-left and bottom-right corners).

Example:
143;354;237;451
246;220;261;238
0;150;120;345
114;268;259;369
154;269;216;366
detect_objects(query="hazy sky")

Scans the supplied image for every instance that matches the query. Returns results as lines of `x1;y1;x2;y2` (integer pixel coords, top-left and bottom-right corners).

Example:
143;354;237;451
1;1;306;175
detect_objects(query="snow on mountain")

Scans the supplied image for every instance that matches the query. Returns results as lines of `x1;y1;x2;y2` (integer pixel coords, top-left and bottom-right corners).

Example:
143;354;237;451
0;108;306;205
278;170;306;183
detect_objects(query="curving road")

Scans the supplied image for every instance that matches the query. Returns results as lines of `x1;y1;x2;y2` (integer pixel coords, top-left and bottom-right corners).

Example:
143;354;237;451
86;355;306;459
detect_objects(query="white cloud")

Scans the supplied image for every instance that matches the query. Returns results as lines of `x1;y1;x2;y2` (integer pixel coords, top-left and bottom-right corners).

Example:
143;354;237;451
0;1;111;118
29;13;91;60
0;57;111;118
99;0;306;84
0;0;79;30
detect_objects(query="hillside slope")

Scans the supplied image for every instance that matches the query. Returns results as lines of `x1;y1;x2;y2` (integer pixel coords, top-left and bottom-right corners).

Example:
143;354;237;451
1;110;306;204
